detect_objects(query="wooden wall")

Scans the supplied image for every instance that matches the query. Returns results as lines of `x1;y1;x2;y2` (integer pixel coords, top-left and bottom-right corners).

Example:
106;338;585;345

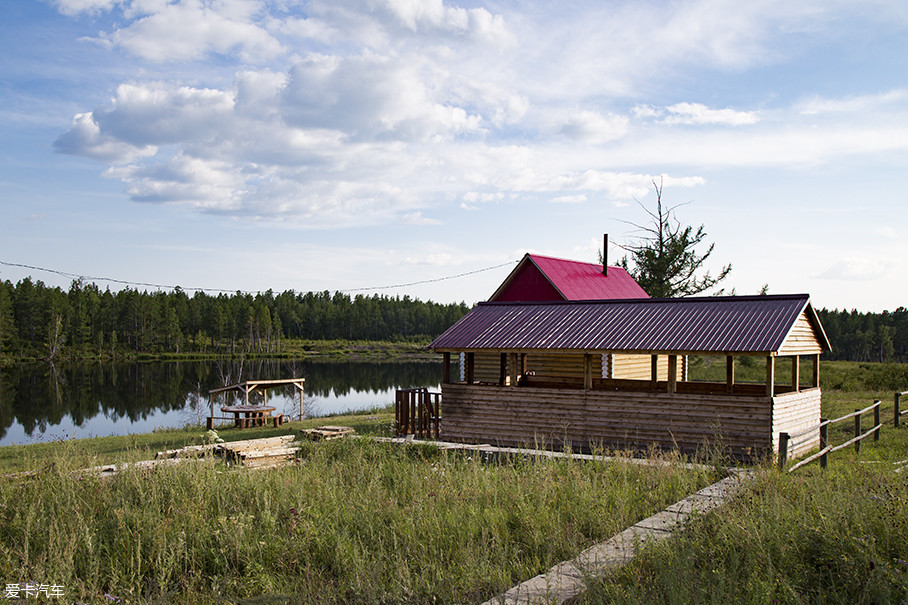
778;311;825;356
609;354;682;381
771;388;821;457
440;383;777;459
467;352;680;384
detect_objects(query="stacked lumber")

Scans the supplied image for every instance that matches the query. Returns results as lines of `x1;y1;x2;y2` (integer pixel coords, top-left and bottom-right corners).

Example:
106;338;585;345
155;435;299;469
219;435;299;469
301;426;355;441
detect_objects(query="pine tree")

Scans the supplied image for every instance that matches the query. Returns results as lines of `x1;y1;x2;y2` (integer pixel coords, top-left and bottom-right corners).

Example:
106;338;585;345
614;178;731;298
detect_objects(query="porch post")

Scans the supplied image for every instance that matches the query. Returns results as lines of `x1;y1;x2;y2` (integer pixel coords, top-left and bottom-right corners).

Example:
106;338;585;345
766;356;775;398
791;355;800;392
726;356;735;394
650;355;658;390
667;355;677;394
583;354;593;390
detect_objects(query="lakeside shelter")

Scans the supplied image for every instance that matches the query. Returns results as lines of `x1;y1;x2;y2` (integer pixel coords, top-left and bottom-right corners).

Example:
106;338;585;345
428;294;831;460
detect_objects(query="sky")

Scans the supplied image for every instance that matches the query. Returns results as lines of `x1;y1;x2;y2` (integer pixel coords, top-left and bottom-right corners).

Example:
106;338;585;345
1;0;907;312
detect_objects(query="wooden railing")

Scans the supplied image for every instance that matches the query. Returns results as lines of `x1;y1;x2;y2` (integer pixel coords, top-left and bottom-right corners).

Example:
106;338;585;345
895;391;908;427
395;388;441;439
780;399;883;471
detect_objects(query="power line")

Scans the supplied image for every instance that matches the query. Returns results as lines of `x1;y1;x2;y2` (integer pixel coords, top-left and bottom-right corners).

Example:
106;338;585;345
0;260;236;293
0;259;518;296
341;261;518;293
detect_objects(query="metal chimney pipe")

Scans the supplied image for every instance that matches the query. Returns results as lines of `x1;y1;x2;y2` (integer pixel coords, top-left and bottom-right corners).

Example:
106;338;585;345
603;234;608;276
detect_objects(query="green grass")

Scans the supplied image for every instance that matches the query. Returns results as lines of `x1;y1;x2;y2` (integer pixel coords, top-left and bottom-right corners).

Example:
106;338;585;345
2;360;907;603
0;408;396;475
579;462;908;604
578;360;908;604
0;439;714;604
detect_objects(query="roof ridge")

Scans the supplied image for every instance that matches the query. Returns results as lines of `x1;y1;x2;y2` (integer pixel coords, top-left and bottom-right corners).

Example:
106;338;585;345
478;293;810;306
527;253;620;268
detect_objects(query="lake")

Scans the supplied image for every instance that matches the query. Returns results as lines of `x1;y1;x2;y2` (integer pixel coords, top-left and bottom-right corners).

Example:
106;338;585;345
0;358;442;446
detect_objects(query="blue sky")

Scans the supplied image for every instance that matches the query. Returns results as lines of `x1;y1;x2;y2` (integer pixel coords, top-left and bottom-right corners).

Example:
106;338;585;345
1;0;907;312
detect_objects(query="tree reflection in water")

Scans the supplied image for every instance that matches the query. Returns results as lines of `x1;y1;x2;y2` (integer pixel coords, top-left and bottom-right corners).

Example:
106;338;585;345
0;359;441;444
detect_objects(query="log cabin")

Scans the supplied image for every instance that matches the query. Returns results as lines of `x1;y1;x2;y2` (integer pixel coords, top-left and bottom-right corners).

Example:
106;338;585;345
429;294;831;460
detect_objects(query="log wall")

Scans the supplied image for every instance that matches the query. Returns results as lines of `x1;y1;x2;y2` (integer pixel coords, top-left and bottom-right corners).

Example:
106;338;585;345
440;383;776;459
439;384;821;460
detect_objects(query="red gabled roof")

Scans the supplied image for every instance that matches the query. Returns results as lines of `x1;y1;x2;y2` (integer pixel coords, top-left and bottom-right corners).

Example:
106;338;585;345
490;253;649;302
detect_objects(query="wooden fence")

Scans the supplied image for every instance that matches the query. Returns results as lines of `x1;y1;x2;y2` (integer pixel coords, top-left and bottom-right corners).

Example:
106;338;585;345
895;391;908;427
780;399;883;472
395;388;441;439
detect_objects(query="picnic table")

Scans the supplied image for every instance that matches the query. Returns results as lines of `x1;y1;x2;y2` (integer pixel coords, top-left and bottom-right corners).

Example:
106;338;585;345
207;378;304;430
219;405;280;429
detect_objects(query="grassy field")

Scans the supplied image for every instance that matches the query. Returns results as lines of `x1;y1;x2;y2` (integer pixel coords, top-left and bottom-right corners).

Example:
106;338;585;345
1;361;906;603
0;436;714;604
580;361;908;604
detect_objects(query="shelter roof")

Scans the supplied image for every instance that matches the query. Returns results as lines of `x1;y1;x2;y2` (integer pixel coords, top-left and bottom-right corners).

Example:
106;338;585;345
429;294;831;356
490;253;649;301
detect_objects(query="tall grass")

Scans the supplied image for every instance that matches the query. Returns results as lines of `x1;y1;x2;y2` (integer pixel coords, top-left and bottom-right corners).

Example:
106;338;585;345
579;359;908;604
0;438;714;604
580;463;908;604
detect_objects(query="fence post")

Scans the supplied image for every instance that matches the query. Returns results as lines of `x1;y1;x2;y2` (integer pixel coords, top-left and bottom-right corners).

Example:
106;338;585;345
854;409;861;455
819;419;828;468
434;392;441;439
896;392;902;428
778;432;789;469
873;400;881;441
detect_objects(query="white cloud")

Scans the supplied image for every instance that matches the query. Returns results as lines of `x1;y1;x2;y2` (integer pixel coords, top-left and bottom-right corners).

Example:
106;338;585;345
550;194;587;204
104;154;246;207
281;53;483;142
53;112;158;162
400;211;441;225
74;0;283;62
797;89;908;115
47;0;908;229
555;110;629;143
462;192;504;204
52;0;119;16
816;257;898;281
634;103;758;126
370;0;510;41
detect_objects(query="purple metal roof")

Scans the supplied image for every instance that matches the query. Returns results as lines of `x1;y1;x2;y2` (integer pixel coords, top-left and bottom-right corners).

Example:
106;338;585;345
430;294;829;355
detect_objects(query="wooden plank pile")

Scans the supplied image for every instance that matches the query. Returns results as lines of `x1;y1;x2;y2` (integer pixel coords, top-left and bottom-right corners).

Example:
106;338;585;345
155;434;299;469
300;425;355;441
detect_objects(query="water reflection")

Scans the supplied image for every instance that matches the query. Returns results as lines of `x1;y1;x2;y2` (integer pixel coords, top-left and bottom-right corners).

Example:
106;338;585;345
0;359;441;445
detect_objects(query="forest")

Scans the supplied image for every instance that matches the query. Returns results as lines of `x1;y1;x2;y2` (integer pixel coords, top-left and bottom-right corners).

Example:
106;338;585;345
0;277;905;363
0;278;470;361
